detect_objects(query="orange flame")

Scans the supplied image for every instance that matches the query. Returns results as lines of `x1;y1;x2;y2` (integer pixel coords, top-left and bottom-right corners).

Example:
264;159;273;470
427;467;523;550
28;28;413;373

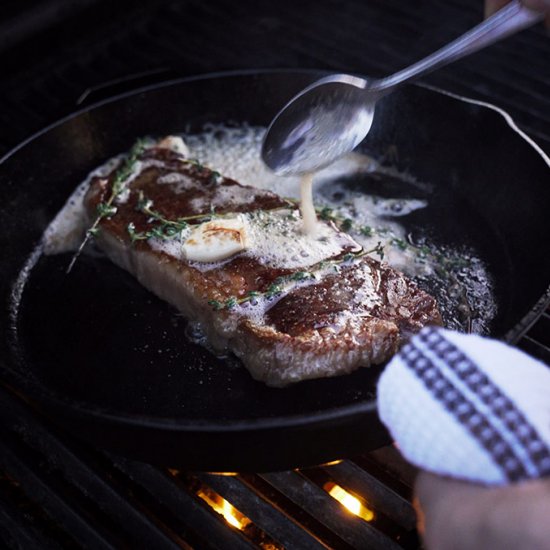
197;488;250;530
324;482;375;522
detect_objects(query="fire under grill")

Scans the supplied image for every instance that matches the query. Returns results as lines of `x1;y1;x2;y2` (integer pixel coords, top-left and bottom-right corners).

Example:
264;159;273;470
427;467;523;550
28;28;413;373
1;0;550;548
0;380;419;549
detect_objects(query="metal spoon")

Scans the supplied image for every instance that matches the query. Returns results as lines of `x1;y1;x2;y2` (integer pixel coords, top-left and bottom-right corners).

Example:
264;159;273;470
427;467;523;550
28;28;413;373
261;0;543;175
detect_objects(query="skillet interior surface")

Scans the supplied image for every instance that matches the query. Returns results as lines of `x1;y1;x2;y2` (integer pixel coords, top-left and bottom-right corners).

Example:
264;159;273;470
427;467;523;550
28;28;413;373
2;71;550;471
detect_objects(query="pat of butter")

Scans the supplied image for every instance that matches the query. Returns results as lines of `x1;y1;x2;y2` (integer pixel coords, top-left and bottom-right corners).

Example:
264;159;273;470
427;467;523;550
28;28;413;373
182;216;248;262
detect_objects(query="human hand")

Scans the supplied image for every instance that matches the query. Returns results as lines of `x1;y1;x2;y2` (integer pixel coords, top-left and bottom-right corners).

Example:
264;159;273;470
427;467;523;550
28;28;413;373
415;471;550;550
378;327;550;547
485;0;550;25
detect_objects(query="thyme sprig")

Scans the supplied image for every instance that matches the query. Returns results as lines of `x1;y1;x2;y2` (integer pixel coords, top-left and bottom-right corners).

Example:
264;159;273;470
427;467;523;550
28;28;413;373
208;242;385;311
127;191;217;242
67;139;146;272
126;195;296;243
311;201;473;273
284;199;377;239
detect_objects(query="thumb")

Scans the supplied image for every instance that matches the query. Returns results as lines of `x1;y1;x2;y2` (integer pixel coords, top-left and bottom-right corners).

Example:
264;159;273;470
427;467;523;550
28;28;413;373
484;0;509;18
486;0;550;26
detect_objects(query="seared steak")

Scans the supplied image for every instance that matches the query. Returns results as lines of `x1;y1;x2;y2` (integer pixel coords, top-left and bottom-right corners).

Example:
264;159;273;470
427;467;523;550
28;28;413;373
83;137;442;386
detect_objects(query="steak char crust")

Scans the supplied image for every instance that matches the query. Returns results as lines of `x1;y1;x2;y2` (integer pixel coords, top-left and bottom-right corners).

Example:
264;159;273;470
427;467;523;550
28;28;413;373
84;140;442;386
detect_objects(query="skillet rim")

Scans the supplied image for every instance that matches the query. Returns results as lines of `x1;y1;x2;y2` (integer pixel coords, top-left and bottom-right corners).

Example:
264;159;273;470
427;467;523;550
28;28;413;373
2;68;550;432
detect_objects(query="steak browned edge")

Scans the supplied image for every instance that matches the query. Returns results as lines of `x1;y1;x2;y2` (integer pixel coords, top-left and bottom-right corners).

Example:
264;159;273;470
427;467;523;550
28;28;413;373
83;138;443;386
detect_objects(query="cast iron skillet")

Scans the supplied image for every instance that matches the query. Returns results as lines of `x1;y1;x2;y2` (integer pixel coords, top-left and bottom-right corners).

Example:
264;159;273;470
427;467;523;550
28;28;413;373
1;70;550;472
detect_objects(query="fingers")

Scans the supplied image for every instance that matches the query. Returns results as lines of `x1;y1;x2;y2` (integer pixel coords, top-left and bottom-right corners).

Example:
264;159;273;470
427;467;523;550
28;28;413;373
415;472;550;550
485;0;510;17
414;472;487;550
523;0;550;11
523;0;550;26
524;0;550;25
486;0;550;26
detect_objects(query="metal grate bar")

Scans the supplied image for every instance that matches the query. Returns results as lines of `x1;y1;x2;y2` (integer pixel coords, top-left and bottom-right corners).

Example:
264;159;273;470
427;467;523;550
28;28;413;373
0;431;117;550
1;0;549;157
0;0;102;54
362;447;418;491
519;335;550;365
280;0;550;135
111;459;256;550
149;6;272;70
371;0;546;50
0;385;192;550
378;0;550;60
0;491;61;550
210;0;550;147
323;3;550;134
197;472;329;549
261;471;401;550
428;66;550;124
525;312;550;346
322;460;416;530
449;44;550;88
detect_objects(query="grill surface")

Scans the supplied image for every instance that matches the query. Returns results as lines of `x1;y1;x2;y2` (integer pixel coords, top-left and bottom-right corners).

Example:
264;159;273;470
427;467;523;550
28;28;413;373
1;0;549;548
0;380;419;549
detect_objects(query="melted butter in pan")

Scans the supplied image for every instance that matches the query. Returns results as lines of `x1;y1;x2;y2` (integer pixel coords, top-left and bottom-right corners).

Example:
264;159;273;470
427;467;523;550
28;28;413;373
43;124;497;334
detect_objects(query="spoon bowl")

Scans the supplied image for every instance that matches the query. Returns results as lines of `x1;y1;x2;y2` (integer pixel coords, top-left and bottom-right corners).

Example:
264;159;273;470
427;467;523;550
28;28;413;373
262;0;543;176
261;74;377;175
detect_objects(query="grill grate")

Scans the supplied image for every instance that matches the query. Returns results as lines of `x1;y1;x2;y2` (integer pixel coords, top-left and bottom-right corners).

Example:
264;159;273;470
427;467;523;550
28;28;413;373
0;383;419;549
0;0;549;548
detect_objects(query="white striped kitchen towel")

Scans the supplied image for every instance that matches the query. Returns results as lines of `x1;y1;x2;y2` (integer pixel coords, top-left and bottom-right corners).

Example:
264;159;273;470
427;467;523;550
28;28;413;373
377;327;550;485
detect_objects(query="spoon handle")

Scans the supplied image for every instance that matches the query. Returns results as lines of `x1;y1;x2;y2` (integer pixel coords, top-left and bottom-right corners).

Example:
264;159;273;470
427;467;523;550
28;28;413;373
373;1;543;92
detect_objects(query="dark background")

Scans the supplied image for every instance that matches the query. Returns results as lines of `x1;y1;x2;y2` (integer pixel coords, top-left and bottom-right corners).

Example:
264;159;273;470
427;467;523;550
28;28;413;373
0;2;549;548
1;0;549;157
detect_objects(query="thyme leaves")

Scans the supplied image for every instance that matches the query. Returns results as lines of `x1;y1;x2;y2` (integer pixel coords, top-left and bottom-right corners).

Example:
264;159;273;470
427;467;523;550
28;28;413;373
311;200;473;274
125;195;297;244
208;290;262;311
207;242;385;311
291;200;377;239
126;191;212;242
67;139;146;273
